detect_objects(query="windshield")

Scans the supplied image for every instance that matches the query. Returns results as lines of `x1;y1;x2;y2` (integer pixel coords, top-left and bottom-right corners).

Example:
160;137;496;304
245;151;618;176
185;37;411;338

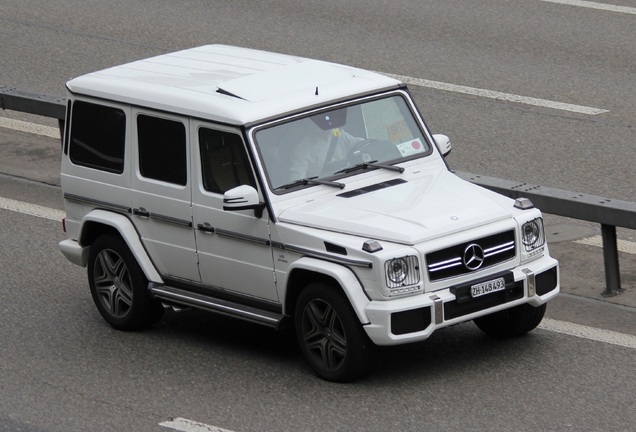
253;94;431;190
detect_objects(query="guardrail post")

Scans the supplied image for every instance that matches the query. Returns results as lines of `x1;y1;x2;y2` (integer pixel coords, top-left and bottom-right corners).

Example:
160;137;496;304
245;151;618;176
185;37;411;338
601;224;622;297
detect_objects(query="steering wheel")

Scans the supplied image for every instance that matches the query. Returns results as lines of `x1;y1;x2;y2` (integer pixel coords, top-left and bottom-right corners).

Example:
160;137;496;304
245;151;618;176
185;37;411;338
346;139;401;163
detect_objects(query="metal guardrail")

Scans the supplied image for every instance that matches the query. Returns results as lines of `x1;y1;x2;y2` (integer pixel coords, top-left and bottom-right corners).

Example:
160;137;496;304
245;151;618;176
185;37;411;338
0;85;67;136
1;85;633;296
455;172;635;296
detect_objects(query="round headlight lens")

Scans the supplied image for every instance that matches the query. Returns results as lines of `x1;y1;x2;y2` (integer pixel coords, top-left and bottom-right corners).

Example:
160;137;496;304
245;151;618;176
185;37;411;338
387;258;408;284
522;220;540;246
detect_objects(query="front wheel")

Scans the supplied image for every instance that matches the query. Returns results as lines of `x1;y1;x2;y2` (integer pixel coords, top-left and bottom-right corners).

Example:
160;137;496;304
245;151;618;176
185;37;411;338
88;234;164;331
473;303;547;338
295;283;375;382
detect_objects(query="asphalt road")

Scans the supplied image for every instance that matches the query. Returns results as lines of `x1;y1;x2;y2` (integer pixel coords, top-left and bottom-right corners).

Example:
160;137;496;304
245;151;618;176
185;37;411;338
1;1;636;431
1;174;635;432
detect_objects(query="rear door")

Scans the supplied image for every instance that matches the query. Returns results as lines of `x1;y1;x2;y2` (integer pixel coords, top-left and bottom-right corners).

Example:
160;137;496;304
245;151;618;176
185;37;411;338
130;110;200;282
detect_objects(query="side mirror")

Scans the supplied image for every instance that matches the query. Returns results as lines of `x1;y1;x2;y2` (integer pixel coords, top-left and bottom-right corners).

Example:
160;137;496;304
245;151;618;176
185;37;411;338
223;185;266;218
433;134;452;157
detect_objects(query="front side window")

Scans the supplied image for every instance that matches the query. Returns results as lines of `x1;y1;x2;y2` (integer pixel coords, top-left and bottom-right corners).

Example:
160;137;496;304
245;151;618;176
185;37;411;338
69;101;125;173
199;128;256;194
253;93;431;190
137;114;187;186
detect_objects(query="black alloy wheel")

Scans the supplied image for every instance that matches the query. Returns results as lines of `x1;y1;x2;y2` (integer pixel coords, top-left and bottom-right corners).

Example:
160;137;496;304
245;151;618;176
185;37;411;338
88;234;164;331
295;282;374;382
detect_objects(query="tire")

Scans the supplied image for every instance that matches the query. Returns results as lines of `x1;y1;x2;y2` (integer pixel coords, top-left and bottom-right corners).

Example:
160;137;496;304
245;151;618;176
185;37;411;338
88;234;164;331
294;282;375;382
473;303;547;338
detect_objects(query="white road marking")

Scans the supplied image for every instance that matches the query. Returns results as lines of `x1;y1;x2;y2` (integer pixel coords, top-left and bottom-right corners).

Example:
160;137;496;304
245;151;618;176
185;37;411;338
0;196;65;221
159;418;235;432
0;116;60;139
539;318;636;349
539;0;636;15
383;73;609;115
0;70;609;141
575;235;636;254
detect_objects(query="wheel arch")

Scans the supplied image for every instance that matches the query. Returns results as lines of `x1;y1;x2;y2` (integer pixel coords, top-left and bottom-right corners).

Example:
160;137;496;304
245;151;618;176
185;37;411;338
79;209;163;283
283;257;370;324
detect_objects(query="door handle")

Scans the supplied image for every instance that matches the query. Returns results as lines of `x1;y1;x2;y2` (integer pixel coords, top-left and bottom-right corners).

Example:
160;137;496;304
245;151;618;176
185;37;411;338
197;223;215;234
133;207;150;218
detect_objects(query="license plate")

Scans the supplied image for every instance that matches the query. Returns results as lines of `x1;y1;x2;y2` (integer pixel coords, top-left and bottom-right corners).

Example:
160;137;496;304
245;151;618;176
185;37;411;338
471;277;506;298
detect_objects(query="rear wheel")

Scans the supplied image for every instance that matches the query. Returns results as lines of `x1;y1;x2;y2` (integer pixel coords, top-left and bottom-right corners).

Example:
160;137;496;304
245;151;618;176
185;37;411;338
88;234;164;330
473;303;546;338
295;283;375;382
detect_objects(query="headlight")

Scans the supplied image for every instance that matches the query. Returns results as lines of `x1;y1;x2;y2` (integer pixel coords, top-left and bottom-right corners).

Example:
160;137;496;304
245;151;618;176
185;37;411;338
388;258;408;284
385;256;420;288
521;218;545;251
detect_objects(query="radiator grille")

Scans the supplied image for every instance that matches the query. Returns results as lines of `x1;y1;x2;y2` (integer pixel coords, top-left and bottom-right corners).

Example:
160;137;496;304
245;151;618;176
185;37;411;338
426;230;516;281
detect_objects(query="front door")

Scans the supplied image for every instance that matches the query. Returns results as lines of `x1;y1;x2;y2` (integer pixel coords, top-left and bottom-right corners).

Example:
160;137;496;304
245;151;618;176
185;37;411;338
192;122;278;302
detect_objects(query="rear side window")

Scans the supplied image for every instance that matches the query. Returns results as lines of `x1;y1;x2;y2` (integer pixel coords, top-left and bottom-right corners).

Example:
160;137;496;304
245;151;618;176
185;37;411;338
137;114;187;186
69;101;126;173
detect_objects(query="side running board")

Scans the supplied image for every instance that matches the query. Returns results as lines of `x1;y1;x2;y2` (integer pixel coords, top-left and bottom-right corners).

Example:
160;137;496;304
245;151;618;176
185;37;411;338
149;284;287;330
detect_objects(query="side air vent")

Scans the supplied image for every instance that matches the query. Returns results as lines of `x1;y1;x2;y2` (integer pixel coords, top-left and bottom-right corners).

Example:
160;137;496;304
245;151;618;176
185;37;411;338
325;242;347;255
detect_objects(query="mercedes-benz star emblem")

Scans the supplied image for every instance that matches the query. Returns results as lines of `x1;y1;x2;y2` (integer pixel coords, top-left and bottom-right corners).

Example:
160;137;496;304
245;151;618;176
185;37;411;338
463;243;485;271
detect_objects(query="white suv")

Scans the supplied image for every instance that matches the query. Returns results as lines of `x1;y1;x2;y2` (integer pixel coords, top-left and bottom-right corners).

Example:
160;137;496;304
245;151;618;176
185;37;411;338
59;45;559;382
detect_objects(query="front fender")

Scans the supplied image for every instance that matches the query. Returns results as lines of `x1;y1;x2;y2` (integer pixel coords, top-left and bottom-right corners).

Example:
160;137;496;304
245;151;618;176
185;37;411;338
78;209;163;283
286;257;370;324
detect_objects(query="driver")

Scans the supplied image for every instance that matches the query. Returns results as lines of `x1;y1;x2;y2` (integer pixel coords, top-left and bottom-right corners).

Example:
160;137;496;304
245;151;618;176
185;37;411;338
288;119;361;180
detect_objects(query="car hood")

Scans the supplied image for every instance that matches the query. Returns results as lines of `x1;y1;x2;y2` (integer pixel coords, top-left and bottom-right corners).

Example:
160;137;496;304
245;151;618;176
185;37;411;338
277;169;513;245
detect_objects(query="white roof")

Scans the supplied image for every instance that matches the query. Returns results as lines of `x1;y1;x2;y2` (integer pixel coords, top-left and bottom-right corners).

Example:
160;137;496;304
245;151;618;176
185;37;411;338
66;45;402;125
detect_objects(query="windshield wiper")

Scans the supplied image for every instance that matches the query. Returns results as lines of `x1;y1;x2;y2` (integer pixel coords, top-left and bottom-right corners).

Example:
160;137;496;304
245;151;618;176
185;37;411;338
274;176;345;190
334;161;405;175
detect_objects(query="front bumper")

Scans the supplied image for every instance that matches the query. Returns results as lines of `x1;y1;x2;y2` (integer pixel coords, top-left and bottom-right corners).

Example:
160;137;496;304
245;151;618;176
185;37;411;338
363;256;559;346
